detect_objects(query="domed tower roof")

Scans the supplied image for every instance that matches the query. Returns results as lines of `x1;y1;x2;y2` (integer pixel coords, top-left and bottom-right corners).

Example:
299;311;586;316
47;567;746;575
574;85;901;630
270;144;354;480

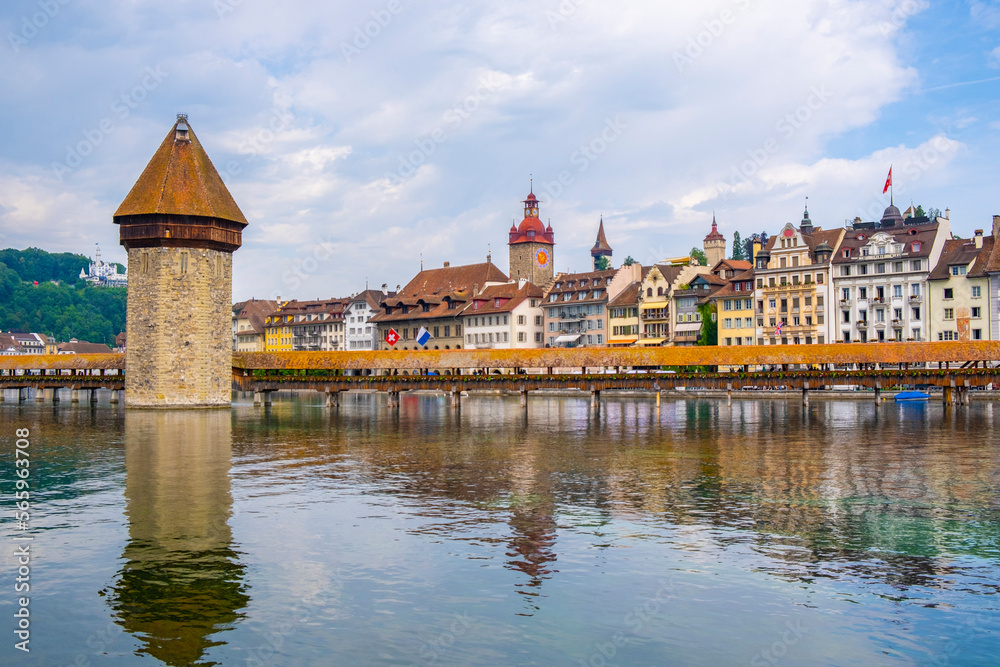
509;185;554;245
880;204;904;227
800;202;814;234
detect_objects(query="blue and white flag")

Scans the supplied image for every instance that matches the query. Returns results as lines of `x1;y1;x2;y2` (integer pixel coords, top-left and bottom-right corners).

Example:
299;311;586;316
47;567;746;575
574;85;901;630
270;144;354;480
416;326;431;346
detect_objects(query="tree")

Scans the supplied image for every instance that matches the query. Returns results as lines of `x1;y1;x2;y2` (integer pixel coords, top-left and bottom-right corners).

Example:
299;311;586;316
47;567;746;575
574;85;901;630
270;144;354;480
697;302;717;346
915;205;926;218
623;256;635;266
731;231;745;260
927;207;943;220
689;247;707;266
595;256;611;271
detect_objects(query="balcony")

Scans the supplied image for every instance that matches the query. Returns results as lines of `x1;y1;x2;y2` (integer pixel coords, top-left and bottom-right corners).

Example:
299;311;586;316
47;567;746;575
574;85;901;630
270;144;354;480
839;299;851;306
909;294;922;303
871;297;885;305
891;319;902;327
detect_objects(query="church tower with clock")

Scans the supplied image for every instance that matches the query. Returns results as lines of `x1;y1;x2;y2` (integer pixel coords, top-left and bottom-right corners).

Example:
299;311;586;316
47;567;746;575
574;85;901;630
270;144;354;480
507;186;555;285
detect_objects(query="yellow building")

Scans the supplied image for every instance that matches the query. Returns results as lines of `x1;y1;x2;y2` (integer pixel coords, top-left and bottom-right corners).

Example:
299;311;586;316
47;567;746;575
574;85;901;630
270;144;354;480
637;260;708;346
715;270;756;347
754;212;843;346
607;280;641;347
264;309;294;351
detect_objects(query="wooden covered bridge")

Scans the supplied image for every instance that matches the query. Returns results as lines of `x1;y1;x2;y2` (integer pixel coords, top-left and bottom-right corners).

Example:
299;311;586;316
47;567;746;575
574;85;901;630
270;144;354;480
3;341;997;407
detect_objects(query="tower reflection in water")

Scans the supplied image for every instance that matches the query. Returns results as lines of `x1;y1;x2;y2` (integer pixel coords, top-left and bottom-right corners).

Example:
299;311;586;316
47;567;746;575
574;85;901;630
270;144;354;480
108;411;248;666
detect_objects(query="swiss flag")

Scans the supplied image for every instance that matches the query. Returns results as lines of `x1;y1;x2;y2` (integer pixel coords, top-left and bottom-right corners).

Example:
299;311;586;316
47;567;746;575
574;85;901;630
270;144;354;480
882;166;892;194
385;328;400;346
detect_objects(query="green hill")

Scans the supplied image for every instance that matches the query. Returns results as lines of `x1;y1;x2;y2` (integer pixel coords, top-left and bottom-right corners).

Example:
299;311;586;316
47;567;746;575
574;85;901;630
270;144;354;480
0;248;126;346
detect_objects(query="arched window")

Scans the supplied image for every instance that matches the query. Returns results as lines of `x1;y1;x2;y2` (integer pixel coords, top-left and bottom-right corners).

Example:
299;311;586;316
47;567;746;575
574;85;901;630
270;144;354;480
647;288;653;297
657;287;664;296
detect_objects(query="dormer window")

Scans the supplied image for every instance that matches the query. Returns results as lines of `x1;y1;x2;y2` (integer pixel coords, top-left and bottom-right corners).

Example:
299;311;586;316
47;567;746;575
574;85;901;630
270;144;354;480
912;241;922;252
842;248;851;258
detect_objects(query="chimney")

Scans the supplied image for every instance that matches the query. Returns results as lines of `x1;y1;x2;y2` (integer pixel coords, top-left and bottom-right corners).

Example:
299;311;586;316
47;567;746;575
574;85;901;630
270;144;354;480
994;215;1000;239
974;229;983;249
473;283;479;295
443;261;450;268
944;208;950;220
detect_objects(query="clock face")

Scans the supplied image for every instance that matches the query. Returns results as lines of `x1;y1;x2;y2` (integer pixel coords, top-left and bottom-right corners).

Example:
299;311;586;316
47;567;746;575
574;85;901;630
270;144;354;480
536;248;550;268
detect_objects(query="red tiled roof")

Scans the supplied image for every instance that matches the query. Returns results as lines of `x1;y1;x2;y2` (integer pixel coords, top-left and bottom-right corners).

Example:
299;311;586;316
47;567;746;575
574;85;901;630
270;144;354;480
58;341;113;354
235;299;279;335
607;281;640;308
114;118;248;224
929;237;993;280
371;261;509;323
461;282;544;316
704;216;725;241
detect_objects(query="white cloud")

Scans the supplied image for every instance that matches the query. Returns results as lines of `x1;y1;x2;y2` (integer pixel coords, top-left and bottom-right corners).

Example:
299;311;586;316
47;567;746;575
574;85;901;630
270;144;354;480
1;0;994;301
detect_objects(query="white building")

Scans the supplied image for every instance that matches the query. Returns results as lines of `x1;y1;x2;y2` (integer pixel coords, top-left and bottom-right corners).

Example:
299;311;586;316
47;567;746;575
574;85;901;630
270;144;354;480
831;207;949;343
345;289;394;351
462;281;545;349
79;244;128;287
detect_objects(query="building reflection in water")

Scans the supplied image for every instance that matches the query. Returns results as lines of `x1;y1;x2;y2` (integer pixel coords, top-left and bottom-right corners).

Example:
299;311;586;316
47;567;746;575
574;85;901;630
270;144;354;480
505;444;558;610
108;411;248;666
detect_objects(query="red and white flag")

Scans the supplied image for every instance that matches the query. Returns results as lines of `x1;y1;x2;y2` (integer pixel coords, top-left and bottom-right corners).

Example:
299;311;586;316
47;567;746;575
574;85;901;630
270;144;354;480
882;166;892;194
385;328;400;346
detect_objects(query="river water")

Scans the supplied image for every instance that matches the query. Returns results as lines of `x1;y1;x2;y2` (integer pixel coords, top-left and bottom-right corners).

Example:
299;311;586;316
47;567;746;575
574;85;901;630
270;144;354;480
1;392;998;666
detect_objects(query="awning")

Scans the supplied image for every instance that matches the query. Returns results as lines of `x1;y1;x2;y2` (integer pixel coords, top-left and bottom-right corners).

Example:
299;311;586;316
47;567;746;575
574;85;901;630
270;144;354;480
554;334;582;343
636;338;666;346
675;322;701;332
609;337;638;345
640;302;668;310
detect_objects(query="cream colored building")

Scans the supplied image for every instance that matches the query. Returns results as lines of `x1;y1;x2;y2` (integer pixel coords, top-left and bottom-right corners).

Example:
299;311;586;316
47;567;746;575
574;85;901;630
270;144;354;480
928;232;994;341
754;210;843;346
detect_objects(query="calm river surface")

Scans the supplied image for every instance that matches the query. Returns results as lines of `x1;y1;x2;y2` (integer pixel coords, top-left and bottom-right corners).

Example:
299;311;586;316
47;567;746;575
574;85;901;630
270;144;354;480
1;392;999;666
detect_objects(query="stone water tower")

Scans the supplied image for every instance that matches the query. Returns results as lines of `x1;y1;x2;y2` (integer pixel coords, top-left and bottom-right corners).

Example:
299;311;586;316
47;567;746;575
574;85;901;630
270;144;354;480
114;115;248;407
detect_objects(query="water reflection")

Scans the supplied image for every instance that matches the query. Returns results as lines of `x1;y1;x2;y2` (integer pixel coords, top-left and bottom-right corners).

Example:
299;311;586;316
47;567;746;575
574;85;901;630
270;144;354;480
505;444;558;607
108;411;248;666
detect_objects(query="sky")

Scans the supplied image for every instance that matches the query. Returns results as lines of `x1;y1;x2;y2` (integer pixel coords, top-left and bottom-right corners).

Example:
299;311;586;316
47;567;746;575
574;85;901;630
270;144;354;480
1;0;998;302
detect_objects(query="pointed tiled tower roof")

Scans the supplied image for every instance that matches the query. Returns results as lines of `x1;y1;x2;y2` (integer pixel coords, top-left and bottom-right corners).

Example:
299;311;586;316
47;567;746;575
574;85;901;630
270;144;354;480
115;116;247;253
591;217;613;254
704;215;725;242
115;116;247;224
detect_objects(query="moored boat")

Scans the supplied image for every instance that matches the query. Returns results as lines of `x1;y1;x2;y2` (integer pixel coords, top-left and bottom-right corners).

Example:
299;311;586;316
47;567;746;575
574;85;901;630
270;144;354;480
894;390;930;402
